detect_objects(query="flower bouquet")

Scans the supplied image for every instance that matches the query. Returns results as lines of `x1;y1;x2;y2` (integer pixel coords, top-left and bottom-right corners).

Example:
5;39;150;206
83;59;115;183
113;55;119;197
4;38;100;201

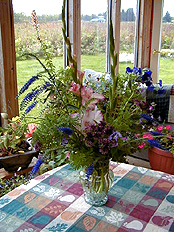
17;3;154;205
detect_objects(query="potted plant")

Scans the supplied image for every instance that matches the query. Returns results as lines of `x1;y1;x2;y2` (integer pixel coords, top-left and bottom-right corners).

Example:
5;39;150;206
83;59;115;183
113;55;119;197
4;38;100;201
0;117;38;172
147;125;174;174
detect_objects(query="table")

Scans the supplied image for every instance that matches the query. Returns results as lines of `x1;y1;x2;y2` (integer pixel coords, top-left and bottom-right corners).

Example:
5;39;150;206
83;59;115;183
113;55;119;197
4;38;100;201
0;162;174;232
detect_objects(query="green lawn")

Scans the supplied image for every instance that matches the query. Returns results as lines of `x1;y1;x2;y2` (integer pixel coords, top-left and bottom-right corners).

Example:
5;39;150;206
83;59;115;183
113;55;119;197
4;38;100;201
16;55;174;116
159;58;174;84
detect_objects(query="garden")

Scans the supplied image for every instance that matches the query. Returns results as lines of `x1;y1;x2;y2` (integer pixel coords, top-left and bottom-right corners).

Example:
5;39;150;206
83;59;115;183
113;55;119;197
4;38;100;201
15;20;174;91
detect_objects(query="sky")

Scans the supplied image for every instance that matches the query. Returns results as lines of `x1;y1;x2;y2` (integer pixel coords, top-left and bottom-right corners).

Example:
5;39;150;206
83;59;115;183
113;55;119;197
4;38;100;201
12;0;174;17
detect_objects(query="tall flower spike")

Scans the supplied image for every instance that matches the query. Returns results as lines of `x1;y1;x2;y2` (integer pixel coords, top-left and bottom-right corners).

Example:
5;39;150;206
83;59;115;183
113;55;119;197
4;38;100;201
25;101;38;114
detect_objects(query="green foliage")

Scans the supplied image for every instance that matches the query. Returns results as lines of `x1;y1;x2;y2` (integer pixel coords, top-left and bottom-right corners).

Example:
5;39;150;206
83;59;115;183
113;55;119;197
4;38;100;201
0;118;29;156
0;175;28;197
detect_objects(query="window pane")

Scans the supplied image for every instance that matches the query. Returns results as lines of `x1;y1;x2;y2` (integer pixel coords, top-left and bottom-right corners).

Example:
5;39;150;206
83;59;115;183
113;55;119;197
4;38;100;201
159;0;174;84
81;0;107;73
119;0;137;73
12;0;63;115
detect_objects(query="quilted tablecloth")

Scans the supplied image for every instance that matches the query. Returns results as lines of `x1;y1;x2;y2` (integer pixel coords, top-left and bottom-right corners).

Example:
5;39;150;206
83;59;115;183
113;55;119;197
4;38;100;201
0;162;174;232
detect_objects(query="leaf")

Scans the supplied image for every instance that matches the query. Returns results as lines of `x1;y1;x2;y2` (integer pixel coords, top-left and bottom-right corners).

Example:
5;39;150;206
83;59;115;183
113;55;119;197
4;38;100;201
83;216;96;231
67;104;79;110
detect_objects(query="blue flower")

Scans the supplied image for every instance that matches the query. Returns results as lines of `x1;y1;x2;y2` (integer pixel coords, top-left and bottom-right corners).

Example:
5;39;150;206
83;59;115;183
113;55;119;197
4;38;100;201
20;90;40;110
42;82;51;90
147;84;155;91
159;80;162;87
58;127;73;135
126;67;133;73
158;89;165;94
16;75;39;98
133;67;141;75
147;139;166;150
29;157;43;178
141;113;154;123
25;101;38;114
86;164;94;179
151;131;162;136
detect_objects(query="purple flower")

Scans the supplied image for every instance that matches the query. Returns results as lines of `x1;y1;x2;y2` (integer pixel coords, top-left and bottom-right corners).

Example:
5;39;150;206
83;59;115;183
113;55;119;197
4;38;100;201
109;131;122;141
62;137;68;145
34;140;42;151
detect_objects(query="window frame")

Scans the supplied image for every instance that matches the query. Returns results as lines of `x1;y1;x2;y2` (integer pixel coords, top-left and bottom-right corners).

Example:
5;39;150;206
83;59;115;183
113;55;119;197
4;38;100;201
0;0;19;121
0;0;164;119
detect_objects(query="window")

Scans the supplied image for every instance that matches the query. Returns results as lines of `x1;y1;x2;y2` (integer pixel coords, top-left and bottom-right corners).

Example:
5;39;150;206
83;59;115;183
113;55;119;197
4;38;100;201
158;0;174;84
81;0;107;73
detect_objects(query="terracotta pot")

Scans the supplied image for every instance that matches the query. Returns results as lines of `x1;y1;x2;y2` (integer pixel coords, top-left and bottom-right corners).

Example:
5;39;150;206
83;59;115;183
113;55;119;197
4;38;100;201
0;150;38;172
148;147;174;174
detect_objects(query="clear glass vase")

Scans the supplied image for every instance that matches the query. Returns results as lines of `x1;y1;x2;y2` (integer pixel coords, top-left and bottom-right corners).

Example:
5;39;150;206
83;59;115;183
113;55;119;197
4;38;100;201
79;160;114;206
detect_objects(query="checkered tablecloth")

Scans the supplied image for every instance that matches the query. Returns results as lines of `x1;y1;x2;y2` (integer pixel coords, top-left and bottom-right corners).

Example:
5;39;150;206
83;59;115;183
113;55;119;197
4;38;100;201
0;162;174;232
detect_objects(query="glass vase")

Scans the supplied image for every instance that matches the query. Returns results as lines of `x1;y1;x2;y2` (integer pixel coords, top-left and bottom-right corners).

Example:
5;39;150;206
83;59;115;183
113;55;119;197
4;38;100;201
79;160;114;206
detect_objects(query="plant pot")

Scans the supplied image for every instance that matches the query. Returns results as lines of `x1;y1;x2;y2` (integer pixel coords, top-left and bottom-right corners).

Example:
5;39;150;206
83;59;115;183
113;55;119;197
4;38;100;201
148;147;174;174
0;150;38;172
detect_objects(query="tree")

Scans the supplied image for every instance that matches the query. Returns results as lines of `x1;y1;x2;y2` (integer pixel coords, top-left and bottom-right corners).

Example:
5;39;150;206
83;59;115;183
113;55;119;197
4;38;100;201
121;8;135;22
163;11;172;23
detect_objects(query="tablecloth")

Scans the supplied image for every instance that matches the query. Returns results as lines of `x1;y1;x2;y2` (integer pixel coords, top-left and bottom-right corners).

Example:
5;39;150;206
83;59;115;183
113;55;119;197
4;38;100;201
0;162;174;232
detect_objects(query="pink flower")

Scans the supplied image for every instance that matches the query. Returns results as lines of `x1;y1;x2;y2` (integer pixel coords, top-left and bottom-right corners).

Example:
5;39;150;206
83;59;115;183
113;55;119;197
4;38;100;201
167;134;172;138
138;143;146;149
166;125;171;131
157;126;163;132
77;70;85;84
81;86;104;108
71;113;79;119
143;134;153;140
25;123;37;138
149;106;153;111
81;109;103;130
66;152;70;159
69;83;81;96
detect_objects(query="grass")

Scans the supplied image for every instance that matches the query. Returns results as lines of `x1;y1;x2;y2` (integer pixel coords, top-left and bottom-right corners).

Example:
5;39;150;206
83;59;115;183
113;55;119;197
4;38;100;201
159;58;174;84
16;54;174;117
